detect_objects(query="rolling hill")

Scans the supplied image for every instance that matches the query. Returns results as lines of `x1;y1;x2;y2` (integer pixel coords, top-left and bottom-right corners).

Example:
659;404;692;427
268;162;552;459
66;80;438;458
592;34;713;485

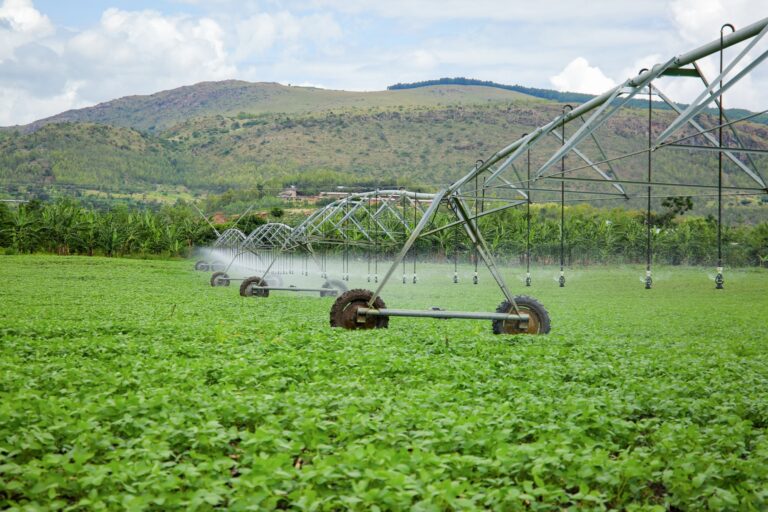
0;80;766;217
17;81;541;134
0;82;549;192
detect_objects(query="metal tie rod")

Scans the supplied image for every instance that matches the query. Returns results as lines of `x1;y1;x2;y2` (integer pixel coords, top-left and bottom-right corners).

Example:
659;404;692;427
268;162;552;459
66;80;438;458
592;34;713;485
252;286;338;293
545;175;766;191
665;144;768;156
356;307;529;322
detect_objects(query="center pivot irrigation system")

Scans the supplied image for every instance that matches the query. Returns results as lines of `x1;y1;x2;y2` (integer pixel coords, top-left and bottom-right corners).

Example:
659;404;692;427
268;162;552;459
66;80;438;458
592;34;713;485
202;19;768;335
200;189;433;296
324;19;768;333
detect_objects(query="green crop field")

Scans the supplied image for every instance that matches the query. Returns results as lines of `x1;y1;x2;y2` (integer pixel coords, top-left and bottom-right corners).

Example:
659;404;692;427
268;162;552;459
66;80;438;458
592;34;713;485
1;255;768;510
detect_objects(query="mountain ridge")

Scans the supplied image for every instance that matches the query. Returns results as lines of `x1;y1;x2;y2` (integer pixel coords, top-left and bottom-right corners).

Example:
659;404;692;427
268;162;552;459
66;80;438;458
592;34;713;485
8;80;541;134
0;80;765;218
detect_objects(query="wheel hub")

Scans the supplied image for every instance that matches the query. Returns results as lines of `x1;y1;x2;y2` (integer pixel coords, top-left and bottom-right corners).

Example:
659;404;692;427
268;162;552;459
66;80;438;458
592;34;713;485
493;295;550;335
330;289;388;330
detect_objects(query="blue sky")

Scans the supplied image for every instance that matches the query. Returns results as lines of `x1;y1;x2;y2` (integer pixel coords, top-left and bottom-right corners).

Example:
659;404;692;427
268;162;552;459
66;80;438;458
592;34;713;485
1;0;766;125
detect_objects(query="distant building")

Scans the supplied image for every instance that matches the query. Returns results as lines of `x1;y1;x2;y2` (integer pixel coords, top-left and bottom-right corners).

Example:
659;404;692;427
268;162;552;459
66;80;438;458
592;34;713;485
317;191;350;200
278;186;298;201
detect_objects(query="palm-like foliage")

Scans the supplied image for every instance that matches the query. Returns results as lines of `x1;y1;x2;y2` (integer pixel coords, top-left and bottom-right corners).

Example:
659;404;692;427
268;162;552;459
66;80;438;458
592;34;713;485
0;199;212;257
0;198;765;266
5;204;43;253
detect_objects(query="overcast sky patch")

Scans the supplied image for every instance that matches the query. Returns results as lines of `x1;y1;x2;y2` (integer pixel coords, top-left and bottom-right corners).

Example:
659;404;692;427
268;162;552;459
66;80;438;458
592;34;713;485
0;0;766;125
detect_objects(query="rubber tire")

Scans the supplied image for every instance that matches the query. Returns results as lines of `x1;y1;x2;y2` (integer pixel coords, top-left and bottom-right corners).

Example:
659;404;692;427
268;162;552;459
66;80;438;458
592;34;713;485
210;271;230;287
321;278;349;297
195;260;209;271
240;276;269;297
330;289;388;329
492;295;551;335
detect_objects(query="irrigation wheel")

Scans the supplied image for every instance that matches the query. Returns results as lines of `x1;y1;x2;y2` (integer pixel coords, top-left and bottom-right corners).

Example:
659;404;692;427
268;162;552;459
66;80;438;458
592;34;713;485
320;278;348;297
492;295;551;335
330;289;388;330
210;271;230;287
239;276;269;297
194;260;209;271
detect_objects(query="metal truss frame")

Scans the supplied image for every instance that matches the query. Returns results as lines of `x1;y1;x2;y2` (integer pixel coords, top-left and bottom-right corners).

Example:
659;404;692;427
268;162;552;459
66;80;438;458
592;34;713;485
364;17;768;311
241;223;296;251
204;18;768;329
213;228;246;249
253;189;437;281
210;190;435;278
290;189;435;247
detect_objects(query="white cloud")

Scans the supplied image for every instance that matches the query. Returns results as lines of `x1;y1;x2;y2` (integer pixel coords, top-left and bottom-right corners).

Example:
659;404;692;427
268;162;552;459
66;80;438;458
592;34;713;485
669;0;758;45
660;0;768;110
0;80;86;126
0;1;350;124
0;0;54;60
233;11;341;58
1;0;768;125
66;8;235;100
0;0;50;32
409;49;438;69
235;13;279;56
303;0;671;21
0;3;352;124
550;57;616;94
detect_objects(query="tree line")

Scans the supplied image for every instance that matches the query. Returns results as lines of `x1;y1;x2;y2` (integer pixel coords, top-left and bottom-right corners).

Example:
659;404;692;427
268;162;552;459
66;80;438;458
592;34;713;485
0;199;217;257
462;204;768;267
388;77;594;104
329;202;768;268
0;198;766;266
386;77;768;126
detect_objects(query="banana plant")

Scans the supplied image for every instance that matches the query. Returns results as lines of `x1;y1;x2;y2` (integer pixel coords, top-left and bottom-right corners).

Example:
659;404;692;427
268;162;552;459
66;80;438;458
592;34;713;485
6;205;42;253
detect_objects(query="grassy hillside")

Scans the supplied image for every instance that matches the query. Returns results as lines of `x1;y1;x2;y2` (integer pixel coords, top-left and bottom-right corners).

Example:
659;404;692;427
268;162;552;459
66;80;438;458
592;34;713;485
0;123;190;193
0;83;547;191
19;81;540;133
0;81;766;219
150;100;768;194
162;102;556;188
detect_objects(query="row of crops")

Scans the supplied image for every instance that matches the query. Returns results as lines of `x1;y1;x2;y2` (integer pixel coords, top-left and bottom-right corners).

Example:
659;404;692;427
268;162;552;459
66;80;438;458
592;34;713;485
1;256;767;509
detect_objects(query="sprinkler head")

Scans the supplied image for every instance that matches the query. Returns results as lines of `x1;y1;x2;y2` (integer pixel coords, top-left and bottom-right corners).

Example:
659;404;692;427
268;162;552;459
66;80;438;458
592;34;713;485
715;267;724;289
402;274;407;284
559;271;565;288
473;272;478;285
374;275;378;283
525;273;531;287
453;273;458;284
413;274;418;284
367;274;371;282
645;270;652;290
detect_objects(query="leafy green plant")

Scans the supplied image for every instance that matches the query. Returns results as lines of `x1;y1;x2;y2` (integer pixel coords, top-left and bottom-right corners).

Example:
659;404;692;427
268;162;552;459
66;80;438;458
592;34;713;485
0;256;767;509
